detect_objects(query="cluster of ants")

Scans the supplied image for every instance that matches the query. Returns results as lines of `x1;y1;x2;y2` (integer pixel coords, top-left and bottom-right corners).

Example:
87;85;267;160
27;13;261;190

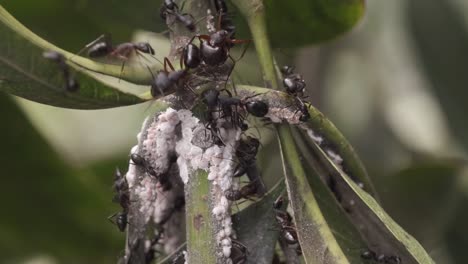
40;0;367;263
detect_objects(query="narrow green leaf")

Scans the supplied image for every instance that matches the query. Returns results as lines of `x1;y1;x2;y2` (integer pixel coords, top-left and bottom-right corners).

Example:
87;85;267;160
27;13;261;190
0;5;162;109
277;124;350;264
298;103;378;198
232;181;285;264
290;127;369;264
234;84;378;198
299;130;435;264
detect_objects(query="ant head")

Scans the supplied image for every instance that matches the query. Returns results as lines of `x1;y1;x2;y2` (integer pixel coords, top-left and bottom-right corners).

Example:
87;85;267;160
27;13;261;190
211;30;229;46
299;110;310;122
116;212;128;232
164;0;178;10
245;136;260;149
135;42;155;55
360;250;376;260
281;65;295;76
130;153;146;166
240;122;249;131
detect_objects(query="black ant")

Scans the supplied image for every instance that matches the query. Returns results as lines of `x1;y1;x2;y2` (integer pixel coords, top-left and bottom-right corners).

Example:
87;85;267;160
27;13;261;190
108;211;128;232
148;57;188;98
112;168;130;209
234;136;267;196
180;12;251;84
43;50;80;92
273;196;302;254
200;89;268;146
108;168;130;232
171;250;186;264
213;0;236;39
361;250;401;264
160;0;196;32
85;35;155;59
79;35;156;79
280;65;310;122
130;153;158;178
202;88;269;127
231;240;248;264
296;97;310;122
225;181;258;202
281;65;306;96
130;153;177;192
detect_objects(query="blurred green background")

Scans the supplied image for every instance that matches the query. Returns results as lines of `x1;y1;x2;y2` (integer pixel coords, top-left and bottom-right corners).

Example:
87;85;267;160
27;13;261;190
1;0;468;263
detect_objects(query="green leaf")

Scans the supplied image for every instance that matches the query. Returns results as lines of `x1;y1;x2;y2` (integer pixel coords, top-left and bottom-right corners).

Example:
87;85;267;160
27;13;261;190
233;0;365;48
266;0;365;47
0;92;121;262
276;124;351;263
0;5;158;109
290;127;369;264
232;181;285;264
298;128;435;264
0;0;165;51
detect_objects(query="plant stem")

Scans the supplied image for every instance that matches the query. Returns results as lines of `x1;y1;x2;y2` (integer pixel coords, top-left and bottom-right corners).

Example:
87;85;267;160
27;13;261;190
233;0;278;89
185;169;217;263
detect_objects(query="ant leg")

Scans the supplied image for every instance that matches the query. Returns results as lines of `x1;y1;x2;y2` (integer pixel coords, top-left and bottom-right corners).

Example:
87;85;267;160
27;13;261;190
225;54;237;90
136;50;164;66
216;8;223;30
118;60;127;83
179;49;185;69
146;65;165;96
179;0;186;11
163;57;176;72
231;39;252;62
107;212;118;223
